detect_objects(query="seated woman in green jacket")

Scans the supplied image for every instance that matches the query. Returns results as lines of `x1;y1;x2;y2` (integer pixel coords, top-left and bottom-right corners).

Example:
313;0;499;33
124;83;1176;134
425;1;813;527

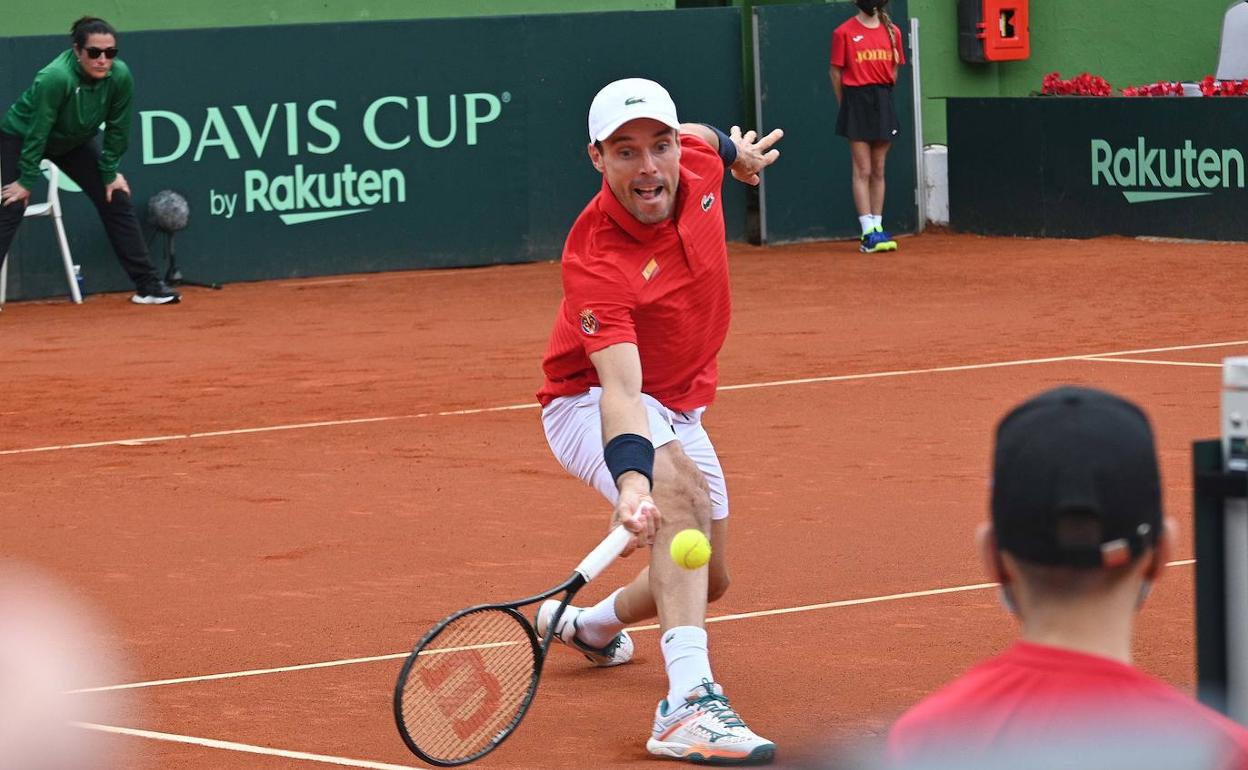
0;16;179;305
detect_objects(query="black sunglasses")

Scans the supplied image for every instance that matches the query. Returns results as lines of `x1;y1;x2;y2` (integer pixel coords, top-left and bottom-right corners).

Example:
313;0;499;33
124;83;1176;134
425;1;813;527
82;46;119;60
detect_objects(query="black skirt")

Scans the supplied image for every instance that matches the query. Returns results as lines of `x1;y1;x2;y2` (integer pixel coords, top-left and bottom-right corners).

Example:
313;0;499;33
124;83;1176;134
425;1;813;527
835;84;900;142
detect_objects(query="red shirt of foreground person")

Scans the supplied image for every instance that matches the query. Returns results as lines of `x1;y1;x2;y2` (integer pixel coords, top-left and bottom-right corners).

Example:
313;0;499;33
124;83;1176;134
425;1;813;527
890;641;1248;769
889;386;1248;770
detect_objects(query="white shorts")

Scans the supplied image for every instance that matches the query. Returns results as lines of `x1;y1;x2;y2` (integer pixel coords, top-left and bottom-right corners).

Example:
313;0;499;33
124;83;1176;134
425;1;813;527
541;387;729;520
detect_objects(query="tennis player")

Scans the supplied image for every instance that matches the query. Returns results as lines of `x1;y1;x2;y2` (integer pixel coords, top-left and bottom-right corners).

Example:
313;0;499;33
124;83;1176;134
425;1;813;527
889;387;1248;769
536;77;781;765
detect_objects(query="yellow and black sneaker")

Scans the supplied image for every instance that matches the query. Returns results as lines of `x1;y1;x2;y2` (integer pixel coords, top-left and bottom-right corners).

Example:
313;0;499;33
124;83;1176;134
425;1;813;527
860;228;898;253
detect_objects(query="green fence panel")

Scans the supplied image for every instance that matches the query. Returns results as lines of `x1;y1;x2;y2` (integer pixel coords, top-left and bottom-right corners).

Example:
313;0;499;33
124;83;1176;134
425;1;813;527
520;9;748;259
2;9;744;300
753;1;917;244
948;97;1248;241
5;2;677;36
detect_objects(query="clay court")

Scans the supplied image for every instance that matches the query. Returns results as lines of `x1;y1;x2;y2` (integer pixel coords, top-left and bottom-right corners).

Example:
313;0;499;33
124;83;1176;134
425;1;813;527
2;230;1245;768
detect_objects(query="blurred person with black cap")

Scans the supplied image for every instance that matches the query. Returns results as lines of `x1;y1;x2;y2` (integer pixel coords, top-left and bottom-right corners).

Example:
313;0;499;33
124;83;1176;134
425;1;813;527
888;386;1248;770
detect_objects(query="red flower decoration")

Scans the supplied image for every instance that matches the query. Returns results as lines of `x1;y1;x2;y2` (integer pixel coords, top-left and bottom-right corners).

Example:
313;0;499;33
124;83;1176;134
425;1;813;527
1047;71;1248;98
1041;71;1113;96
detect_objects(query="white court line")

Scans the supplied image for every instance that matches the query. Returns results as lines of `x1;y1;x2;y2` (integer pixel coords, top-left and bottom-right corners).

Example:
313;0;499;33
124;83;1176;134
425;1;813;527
715;340;1246;392
68;642;514;694
70;559;1195;696
4;340;1247;458
73;723;421;770
1082;357;1225;368
619;582;1001;634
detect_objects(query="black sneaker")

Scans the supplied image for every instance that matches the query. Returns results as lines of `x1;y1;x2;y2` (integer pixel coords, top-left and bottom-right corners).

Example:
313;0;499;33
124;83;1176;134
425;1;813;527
131;281;182;305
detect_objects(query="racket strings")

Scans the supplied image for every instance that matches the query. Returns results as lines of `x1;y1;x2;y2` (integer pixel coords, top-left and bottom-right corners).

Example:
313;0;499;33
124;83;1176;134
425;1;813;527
398;608;538;763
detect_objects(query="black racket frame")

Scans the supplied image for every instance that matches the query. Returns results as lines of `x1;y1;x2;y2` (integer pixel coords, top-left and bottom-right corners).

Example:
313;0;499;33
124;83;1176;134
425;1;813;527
393;572;588;766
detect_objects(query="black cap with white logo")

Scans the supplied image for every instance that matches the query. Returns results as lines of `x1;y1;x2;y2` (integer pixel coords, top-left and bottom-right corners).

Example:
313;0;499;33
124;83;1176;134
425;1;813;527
991;386;1162;568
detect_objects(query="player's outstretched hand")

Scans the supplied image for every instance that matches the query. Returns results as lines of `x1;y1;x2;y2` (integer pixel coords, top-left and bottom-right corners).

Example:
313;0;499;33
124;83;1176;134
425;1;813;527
613;484;660;556
729;126;784;186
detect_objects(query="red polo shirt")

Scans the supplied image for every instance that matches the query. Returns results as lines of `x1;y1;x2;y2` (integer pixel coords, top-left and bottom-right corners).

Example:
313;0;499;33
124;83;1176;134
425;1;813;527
830;16;905;87
537;134;729;411
889;642;1248;769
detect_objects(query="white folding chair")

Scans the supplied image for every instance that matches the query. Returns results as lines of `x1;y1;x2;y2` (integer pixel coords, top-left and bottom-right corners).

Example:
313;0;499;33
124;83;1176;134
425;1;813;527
0;158;80;307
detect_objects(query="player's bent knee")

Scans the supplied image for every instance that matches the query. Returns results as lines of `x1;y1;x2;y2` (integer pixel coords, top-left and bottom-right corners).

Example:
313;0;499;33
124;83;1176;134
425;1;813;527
655;447;713;529
670;491;711;534
661;498;710;534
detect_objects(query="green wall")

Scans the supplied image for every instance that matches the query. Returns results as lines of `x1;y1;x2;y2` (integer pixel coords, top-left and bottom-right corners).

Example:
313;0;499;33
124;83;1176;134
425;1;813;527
3;0;673;36
908;0;1233;144
737;0;1232;144
10;1;1233;146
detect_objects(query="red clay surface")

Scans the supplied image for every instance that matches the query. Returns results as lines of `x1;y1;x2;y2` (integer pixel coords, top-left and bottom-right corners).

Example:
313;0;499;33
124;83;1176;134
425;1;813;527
2;231;1246;769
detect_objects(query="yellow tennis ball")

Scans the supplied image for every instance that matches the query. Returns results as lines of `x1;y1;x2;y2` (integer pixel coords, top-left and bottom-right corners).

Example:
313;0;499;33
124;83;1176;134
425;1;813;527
669;529;712;570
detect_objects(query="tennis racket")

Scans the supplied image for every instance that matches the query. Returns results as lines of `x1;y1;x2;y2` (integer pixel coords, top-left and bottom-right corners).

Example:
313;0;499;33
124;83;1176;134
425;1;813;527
393;524;634;766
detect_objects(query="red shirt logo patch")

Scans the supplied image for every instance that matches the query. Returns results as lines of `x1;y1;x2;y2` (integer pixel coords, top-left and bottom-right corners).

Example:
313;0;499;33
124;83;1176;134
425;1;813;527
579;309;600;335
701;193;715;212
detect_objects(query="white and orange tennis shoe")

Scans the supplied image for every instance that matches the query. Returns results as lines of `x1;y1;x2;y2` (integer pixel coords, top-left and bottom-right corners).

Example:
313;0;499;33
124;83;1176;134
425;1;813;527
535;600;634;667
646;681;776;765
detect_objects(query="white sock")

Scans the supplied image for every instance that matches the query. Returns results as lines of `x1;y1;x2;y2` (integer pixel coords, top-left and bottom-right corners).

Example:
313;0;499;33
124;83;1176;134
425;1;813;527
871;214;883;231
661;625;713;711
859;215;874;236
575;588;625;648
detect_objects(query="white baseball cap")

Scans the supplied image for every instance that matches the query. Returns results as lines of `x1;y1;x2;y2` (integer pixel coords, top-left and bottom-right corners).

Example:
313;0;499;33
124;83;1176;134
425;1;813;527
587;78;680;142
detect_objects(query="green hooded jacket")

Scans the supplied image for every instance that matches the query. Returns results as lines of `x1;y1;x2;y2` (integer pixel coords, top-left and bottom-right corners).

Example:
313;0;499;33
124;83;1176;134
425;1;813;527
0;48;134;189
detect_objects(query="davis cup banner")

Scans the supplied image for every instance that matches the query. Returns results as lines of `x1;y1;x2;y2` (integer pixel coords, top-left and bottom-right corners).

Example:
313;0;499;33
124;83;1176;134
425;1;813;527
1;11;745;298
140;94;507;226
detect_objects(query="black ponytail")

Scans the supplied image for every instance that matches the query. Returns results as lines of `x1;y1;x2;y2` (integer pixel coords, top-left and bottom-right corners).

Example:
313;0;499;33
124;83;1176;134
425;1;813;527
70;16;116;47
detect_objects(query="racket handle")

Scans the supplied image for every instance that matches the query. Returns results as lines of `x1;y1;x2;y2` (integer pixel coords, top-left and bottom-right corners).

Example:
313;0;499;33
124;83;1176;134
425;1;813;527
575;525;634;583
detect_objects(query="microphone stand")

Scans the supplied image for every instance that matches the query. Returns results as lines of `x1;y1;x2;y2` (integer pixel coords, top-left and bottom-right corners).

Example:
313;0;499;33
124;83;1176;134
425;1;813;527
159;227;221;290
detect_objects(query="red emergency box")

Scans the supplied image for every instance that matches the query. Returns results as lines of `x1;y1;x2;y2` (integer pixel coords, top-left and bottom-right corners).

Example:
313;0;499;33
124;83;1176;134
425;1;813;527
959;0;1030;62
